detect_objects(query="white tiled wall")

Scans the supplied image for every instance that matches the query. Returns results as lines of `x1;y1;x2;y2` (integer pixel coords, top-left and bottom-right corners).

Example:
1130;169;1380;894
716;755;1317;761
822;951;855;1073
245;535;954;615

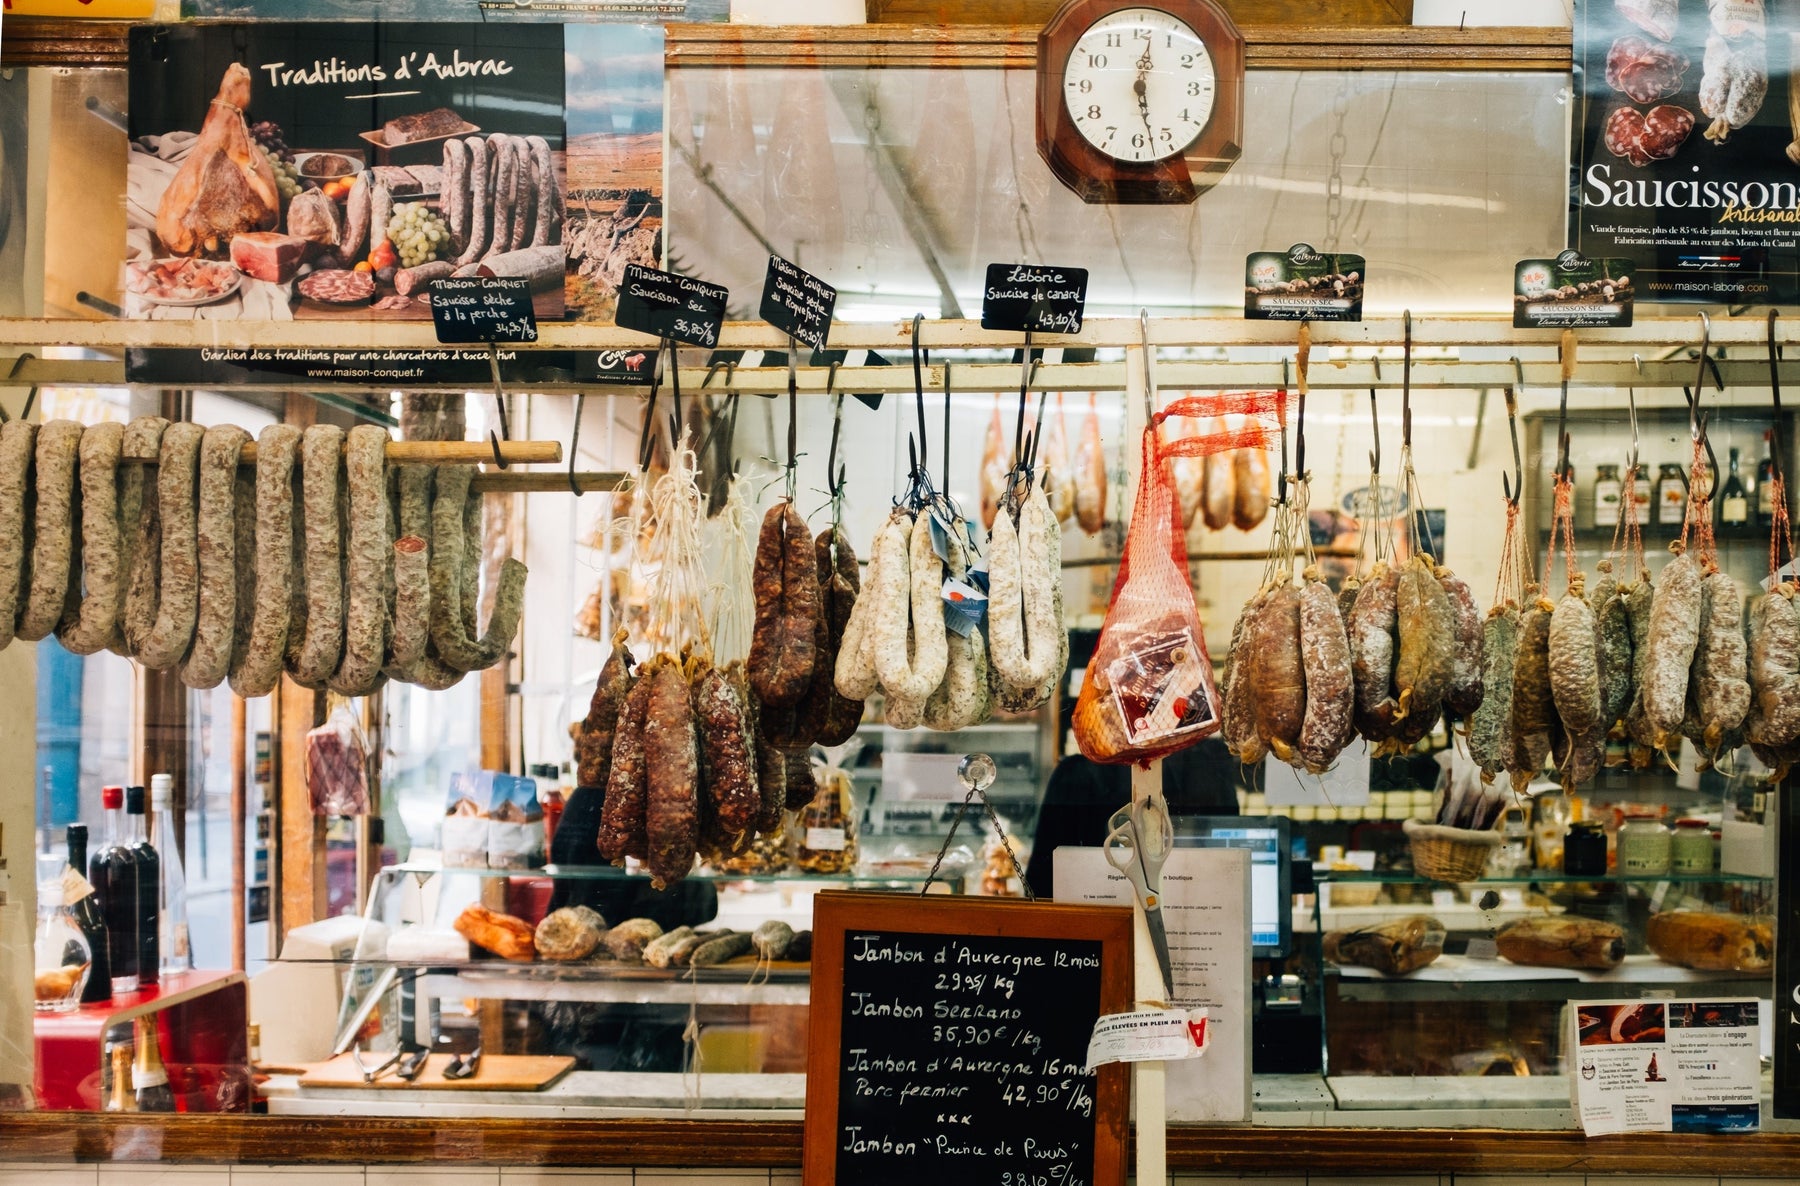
0;1168;1760;1186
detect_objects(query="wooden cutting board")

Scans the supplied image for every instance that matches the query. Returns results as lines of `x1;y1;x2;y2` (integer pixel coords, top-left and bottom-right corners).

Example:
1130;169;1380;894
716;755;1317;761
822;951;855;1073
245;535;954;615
299;1053;574;1091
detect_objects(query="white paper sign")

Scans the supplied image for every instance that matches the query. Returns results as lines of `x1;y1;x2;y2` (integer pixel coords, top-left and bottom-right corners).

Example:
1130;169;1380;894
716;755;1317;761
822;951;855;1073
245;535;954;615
1262;737;1371;807
1084;1008;1209;1072
1054;846;1251;1123
1570;998;1761;1136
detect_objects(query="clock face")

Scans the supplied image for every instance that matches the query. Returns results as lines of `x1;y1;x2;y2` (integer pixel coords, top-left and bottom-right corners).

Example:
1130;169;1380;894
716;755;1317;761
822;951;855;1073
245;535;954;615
1062;7;1216;164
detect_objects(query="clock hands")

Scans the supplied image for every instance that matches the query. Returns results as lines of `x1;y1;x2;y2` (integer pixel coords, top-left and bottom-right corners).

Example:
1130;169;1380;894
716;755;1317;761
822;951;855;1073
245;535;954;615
1133;37;1154;131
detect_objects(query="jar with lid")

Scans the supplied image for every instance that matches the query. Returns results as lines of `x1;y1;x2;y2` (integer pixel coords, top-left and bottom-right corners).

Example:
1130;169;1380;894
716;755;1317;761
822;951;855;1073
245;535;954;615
1656;463;1688;526
1563;820;1608;876
1618;812;1672;875
1594;464;1623;527
1628;463;1652;523
1671;818;1714;873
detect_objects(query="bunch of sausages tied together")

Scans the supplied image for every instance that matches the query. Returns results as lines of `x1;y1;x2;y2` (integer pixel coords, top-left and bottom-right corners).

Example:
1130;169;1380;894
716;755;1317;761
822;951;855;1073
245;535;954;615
573;501;863;890
0;418;524;694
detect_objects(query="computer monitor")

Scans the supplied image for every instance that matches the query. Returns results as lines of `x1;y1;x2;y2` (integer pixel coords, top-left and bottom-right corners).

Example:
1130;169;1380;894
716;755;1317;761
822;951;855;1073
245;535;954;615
1172;816;1291;958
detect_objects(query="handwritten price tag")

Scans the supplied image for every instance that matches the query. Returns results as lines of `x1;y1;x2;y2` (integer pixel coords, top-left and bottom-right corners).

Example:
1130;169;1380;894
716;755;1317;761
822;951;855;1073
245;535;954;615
981;263;1088;334
760;254;837;350
427;277;538;344
616;263;728;348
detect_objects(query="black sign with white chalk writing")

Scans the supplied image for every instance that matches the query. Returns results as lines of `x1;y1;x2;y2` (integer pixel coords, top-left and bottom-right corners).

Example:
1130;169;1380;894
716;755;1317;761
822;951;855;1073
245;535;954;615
615;263;728;348
805;892;1130;1186
427;277;539;344
760;255;837;350
980;263;1089;334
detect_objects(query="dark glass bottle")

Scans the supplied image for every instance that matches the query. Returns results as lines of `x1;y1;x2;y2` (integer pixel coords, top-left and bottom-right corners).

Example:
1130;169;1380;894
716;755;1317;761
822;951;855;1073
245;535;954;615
131;1016;175;1112
1721;446;1749;531
65;824;111;1003
1759;429;1782;529
88;785;140;993
125;787;160;988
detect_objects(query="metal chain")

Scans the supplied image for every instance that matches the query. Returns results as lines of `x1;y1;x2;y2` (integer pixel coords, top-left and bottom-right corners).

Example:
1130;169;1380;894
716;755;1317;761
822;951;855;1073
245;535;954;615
1324;74;1350;252
861;78;889;271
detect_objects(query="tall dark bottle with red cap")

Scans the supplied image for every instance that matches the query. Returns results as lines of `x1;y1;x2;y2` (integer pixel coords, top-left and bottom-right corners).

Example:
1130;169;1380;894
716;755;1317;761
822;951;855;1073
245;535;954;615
88;785;141;993
125;786;161;987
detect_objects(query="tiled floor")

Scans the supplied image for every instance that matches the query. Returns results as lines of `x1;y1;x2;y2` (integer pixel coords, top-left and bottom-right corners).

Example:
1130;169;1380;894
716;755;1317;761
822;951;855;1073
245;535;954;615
0;1168;1764;1185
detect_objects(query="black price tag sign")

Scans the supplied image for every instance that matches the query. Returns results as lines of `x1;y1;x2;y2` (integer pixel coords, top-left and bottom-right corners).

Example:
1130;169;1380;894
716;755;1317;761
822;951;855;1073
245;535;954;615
1513;251;1635;329
760;255;837;351
427;277;539;344
1244;244;1365;322
981;263;1088;334
615;263;728;348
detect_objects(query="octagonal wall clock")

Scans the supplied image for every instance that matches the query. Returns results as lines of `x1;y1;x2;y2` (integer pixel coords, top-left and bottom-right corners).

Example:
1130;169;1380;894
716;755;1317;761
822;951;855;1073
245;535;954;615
1036;0;1246;204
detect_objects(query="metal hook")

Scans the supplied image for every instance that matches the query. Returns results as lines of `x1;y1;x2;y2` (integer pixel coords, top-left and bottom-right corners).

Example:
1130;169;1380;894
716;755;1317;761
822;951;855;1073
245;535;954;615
785;335;800;484
1;353;38;424
668;343;685;447
1401;310;1413;450
1771;310;1787;488
1013;331;1039;470
487;342;511;469
1501;382;1523;506
1139;309;1156;422
567;391;587;497
942;360;954;492
827;391;846;499
1367;387;1381;476
1556;331;1574;482
637;345;666;470
910;314;929;477
1626;356;1642;477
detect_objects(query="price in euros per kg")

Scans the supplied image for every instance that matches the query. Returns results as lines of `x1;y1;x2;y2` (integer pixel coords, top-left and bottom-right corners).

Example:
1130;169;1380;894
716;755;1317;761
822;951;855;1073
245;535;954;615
932;1024;1007;1048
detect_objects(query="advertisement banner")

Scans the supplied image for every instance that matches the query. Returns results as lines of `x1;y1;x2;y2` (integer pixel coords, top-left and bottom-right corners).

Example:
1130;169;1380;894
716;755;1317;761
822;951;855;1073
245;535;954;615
1572;0;1800;303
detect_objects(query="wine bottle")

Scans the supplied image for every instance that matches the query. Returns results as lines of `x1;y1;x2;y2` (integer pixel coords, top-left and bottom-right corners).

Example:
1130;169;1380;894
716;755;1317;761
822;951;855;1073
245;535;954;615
1721;446;1749;530
131;1016;175;1112
65;824;111;1003
125;786;159;988
106;1042;136;1112
88;785;140;993
150;774;192;976
1758;429;1779;528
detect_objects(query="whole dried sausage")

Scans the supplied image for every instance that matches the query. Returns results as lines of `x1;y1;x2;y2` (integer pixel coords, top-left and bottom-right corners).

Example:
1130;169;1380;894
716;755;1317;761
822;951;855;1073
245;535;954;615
526;135;560;247
229;425;301;698
487;135;517;259
1592;561;1634;735
643;658;700;888
1644;548;1703;744
1201;418;1234;531
227;461;256;684
341;174;371;265
1297;571;1355;773
1469;606;1519;781
456;137;491;266
925;519;990;731
1748;588;1800;748
576;629;635;788
0;421;35;651
986;503;1030;696
179;424;252;689
429;465;526;672
1250;582;1305;765
1509;595;1555;790
57;422;126;656
386;537;432;683
748;502;821;707
1394;556;1453;728
1549;578;1602;738
750;688;787;833
694;658;759;838
117;417;170;658
1348;564;1402;741
132;422;205;667
442;138;469;251
1438;566;1484;719
328;425;392;696
884;508;949;703
17;421;84;644
1622;571;1657;764
1693;568;1751;751
1221;590;1268;764
833;522;883;701
285;424;346;688
600;659;655;862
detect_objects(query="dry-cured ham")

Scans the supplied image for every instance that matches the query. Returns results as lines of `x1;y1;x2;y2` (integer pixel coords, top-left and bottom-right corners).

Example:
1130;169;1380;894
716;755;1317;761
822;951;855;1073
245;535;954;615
1074;394;1106;535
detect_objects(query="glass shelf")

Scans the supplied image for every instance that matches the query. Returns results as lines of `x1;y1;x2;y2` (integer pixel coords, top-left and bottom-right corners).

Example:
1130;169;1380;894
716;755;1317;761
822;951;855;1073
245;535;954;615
1315;869;1770;886
380;861;948;887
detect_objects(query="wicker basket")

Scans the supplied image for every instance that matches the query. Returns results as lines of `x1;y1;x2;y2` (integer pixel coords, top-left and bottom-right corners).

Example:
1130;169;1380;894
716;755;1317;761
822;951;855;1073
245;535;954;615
1402;817;1502;882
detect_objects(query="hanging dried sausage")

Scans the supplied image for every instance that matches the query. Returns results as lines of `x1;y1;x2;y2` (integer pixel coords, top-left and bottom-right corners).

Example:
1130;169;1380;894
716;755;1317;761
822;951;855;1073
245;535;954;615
1222;590;1268;765
1693;568;1751;751
283;424;345;688
748;502;821;707
57;422;126;656
16;421;82;644
179;424;252;689
643;658;700;888
1348;564;1402;741
1549;576;1602;738
600;658;656;862
1509;594;1555;790
576;630;635;788
1592;561;1634;736
328;425;392;696
1469;606;1519;781
1622;571;1657;765
1644;548;1704;745
1394;555;1453;728
694;658;759;838
1748;587;1800;748
1438;566;1484;719
0;422;35;651
1250;582;1305;764
224;424;300;697
1297;570;1355;773
132;421;206;667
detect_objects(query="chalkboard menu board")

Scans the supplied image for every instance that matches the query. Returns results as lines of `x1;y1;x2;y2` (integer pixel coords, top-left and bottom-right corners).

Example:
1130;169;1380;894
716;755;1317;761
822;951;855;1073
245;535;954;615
806;892;1131;1186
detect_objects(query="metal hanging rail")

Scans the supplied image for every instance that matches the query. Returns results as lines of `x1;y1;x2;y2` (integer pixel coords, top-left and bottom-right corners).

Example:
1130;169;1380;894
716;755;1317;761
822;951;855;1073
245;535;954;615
4;315;1800;392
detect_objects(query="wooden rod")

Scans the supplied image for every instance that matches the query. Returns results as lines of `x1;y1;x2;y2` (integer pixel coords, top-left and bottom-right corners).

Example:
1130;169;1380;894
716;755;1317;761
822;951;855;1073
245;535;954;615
119;440;562;466
470;469;628;494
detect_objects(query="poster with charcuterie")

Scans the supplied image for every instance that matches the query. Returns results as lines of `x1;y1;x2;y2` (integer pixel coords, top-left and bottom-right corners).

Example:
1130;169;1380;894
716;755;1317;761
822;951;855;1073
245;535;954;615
1572;0;1800;303
127;23;574;325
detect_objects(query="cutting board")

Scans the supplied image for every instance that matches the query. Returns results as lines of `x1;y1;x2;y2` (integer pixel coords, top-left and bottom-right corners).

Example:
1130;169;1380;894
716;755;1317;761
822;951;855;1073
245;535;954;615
299;1053;574;1091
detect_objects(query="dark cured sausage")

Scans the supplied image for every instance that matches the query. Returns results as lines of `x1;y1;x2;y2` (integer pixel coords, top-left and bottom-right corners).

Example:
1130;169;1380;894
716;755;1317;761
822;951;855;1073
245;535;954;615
694;658;759;838
600;659;656;862
643;657;699;888
576;630;634;788
747;502;820;708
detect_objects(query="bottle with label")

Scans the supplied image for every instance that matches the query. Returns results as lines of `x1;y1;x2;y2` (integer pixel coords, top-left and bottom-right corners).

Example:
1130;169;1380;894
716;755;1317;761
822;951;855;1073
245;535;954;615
65;824;111;1003
1656;462;1688;527
1757;428;1779;528
1593;464;1622;528
106;1042;136;1112
88;785;140;993
131;1015;175;1112
124;786;160;987
531;762;565;850
150;775;192;976
1721;446;1750;531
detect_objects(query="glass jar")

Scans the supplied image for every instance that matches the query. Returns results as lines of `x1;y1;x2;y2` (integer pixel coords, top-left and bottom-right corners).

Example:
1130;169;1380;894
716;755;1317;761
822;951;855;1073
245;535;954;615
1656;462;1688;526
1532;789;1570;869
1618;813;1672;875
1671;818;1714;873
1594;464;1623;527
1563;820;1608;876
35;876;93;1013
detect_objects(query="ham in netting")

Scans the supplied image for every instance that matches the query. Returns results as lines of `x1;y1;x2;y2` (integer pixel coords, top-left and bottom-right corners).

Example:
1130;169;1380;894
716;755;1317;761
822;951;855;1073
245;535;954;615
154;64;281;257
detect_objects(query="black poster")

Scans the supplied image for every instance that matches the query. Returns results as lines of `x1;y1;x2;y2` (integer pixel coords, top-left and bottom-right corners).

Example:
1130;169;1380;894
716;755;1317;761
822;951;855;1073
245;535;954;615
125;344;658;387
1573;1;1800;303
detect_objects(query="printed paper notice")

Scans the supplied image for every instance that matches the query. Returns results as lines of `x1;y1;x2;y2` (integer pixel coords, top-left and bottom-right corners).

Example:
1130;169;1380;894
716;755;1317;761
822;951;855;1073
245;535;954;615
1571;999;1761;1135
1085;1008;1208;1072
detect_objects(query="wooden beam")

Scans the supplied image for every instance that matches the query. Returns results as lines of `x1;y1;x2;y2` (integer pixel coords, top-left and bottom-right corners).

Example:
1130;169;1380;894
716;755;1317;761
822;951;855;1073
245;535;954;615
663;22;1572;71
274;676;327;938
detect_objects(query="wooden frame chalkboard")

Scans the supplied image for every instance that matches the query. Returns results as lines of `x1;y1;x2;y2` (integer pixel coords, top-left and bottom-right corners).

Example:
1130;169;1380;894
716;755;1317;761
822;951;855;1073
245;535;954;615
804;891;1133;1186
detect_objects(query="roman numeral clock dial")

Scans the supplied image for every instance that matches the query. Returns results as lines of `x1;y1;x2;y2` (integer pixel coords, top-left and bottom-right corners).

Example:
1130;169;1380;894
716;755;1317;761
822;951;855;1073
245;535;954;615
1036;0;1244;204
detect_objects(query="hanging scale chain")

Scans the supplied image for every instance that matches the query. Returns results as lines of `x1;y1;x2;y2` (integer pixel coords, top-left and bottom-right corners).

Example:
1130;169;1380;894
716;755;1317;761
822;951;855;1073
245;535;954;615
1324;75;1350;252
